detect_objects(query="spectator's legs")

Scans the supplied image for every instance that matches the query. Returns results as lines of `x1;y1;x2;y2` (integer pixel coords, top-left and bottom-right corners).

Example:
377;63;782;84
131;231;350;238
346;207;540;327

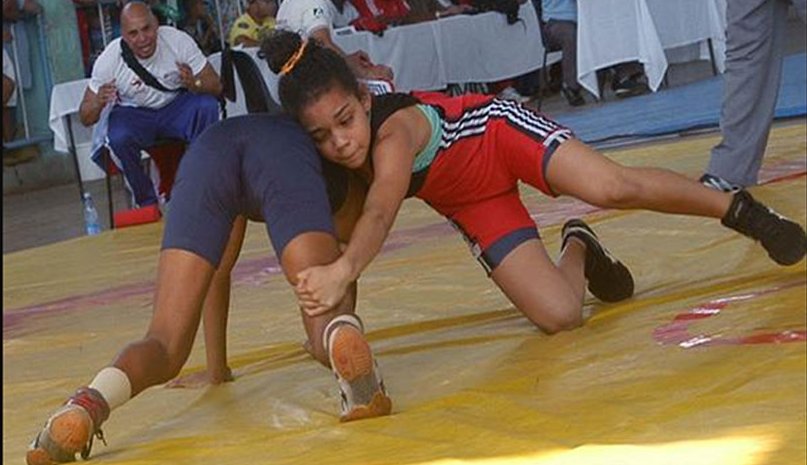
707;0;789;186
156;92;220;142
543;19;580;91
144;93;218;203
2;106;13;142
105;106;160;207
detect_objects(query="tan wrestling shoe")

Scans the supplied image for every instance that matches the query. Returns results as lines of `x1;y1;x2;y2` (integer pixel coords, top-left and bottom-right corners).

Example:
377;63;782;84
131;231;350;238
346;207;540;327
26;387;110;465
324;315;392;422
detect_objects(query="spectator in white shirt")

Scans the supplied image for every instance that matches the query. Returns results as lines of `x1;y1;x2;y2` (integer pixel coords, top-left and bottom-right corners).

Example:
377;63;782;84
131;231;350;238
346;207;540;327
275;0;393;81
79;1;222;208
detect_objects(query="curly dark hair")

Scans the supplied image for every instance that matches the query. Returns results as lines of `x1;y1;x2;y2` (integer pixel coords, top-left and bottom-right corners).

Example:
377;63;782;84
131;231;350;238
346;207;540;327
261;30;360;117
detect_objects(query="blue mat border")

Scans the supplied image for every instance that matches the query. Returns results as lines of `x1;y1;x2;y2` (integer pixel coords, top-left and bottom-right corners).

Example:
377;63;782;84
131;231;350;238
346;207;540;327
554;53;807;145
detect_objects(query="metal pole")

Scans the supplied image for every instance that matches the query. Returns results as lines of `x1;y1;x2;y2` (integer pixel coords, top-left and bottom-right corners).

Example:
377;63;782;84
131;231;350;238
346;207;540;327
65;115;86;201
9;27;31;139
36;15;53;98
707;38;718;76
213;0;226;50
104;151;115;229
97;2;108;47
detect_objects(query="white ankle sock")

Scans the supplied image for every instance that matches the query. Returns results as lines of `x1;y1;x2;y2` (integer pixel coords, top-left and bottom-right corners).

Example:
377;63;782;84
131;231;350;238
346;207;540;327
89;367;132;411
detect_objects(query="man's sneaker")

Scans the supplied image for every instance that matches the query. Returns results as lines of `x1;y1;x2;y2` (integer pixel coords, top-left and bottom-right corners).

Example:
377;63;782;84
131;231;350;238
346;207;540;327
323;315;392;422
721;190;807;266
562;219;635;303
612;76;648;98
496;86;531;104
26;387;110;465
561;84;586;107
700;173;742;193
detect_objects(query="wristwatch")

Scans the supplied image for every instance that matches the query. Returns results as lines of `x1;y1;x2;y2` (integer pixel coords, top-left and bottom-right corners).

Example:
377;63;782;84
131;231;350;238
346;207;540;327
194;78;203;89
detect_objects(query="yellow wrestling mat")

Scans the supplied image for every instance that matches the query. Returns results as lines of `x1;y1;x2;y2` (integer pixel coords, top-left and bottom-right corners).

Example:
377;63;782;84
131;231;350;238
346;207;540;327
4;123;806;465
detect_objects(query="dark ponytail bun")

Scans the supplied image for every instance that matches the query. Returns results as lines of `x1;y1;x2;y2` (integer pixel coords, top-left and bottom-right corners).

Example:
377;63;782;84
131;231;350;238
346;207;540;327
257;28;360;117
261;30;304;75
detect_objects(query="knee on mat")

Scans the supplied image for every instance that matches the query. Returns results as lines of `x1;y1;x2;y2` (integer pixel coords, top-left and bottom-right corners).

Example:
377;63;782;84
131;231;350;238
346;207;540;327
538;312;583;335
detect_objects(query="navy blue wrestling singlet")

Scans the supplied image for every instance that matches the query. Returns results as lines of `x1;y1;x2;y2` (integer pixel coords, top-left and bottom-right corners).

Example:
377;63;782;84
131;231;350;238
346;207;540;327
161;114;347;266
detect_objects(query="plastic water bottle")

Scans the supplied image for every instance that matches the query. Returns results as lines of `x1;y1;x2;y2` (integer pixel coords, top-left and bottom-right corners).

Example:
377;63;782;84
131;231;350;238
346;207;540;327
82;192;102;236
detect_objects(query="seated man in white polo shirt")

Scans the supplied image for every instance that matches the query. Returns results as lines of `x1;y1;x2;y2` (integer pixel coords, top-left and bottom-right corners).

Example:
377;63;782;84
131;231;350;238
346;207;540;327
79;1;222;208
276;0;393;81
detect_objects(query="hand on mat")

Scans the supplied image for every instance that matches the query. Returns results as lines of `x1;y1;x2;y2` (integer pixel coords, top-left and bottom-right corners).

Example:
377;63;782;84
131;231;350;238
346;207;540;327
165;366;234;389
295;261;352;316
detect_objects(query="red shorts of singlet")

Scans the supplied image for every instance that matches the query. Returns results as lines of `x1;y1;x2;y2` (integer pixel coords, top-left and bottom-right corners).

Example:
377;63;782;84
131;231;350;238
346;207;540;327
413;92;574;274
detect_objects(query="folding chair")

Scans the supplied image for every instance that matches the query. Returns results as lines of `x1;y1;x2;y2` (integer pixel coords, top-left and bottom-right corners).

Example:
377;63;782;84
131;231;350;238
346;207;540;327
101;139;185;229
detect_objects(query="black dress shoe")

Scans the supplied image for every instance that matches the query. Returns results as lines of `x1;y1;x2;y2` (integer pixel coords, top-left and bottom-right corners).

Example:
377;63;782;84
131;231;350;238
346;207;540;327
561;85;585;106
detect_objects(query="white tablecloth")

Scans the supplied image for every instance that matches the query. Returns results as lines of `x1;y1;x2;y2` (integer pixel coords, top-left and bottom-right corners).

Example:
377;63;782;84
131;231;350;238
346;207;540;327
577;0;726;99
335;19;444;92
335;3;553;91
209;5;557;115
48;78;92;153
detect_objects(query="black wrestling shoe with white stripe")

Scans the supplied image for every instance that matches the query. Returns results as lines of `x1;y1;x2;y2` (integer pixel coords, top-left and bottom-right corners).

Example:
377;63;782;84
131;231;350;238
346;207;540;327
721;190;806;266
562;219;634;303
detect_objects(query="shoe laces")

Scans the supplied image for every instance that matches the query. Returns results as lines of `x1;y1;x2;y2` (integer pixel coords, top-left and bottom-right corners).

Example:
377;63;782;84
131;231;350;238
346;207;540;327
67;387;110;429
81;429;107;460
67;387;110;459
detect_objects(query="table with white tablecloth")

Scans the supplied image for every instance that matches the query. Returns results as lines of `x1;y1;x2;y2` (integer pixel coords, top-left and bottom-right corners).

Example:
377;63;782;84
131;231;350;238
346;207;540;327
334;2;553;92
576;0;726;99
209;4;558;115
49;79;91;154
48;78;109;191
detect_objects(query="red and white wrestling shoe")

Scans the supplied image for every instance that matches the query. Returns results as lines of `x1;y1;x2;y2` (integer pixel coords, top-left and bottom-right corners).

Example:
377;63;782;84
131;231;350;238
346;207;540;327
26;387;110;465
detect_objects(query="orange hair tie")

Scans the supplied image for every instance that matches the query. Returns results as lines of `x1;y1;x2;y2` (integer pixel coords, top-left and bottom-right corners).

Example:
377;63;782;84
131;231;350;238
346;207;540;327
279;40;308;76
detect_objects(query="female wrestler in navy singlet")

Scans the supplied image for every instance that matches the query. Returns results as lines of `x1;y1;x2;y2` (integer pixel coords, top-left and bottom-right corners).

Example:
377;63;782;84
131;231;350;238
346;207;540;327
26;114;391;465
